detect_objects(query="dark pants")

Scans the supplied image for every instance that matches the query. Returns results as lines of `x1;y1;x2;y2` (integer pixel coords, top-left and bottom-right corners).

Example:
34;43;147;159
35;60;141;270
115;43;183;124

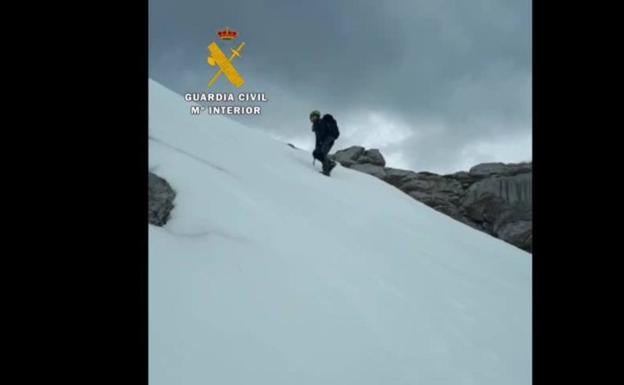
313;136;336;173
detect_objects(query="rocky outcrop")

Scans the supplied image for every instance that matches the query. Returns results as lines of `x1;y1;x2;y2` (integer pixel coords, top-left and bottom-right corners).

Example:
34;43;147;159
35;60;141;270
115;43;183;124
350;163;387;179
332;147;532;253
149;172;176;226
332;146;386;167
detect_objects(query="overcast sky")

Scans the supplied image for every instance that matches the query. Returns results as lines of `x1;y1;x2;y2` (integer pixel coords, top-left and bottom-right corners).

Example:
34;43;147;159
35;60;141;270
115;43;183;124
149;0;531;174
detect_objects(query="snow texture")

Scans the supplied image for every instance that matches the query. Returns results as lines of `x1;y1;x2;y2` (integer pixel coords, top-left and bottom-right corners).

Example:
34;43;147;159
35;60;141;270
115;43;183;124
149;79;531;385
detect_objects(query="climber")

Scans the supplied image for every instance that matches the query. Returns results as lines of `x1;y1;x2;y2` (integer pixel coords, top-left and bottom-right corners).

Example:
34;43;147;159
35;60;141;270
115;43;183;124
310;110;340;176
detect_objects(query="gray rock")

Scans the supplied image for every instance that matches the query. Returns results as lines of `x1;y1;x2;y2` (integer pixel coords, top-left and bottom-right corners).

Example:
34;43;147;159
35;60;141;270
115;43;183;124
409;193;463;218
400;173;464;205
445;171;480;189
467;173;532;206
469;162;532;177
149;172;176;226
460;183;532;252
332;146;365;167
461;193;510;230
383;168;420;188
360;149;386;167
496;221;532;252
433;203;463;218
332;146;533;252
331;146;385;167
468;163;508;177
350;163;387;179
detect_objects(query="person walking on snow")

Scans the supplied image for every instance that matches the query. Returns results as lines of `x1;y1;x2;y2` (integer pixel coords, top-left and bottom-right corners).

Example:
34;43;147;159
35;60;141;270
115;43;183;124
310;110;340;176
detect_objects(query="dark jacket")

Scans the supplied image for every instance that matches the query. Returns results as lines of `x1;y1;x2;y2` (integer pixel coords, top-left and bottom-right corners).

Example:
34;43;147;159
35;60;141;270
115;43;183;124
312;115;339;141
312;119;327;139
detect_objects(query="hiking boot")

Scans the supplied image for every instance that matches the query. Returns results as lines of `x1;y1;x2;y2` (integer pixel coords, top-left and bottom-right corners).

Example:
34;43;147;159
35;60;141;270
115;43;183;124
322;159;337;176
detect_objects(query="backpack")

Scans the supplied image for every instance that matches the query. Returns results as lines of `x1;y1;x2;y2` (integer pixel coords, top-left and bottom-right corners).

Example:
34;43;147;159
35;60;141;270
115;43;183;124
322;114;340;139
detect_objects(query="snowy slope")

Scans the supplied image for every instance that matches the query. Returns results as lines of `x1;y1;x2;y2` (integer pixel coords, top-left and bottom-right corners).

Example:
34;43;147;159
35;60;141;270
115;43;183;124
148;79;531;385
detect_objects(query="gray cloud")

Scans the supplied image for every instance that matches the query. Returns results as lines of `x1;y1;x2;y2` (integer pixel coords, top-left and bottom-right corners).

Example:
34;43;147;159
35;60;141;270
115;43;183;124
150;0;531;174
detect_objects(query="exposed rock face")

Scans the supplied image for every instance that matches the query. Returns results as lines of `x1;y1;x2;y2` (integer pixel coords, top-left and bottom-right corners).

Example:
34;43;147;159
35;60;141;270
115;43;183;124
149;172;176;226
465;172;532;206
332;146;532;253
469;162;532;178
350;163;387;179
332;147;386;167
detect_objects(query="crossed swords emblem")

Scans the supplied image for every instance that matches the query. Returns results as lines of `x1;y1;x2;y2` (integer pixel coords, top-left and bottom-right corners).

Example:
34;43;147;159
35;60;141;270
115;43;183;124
207;41;246;88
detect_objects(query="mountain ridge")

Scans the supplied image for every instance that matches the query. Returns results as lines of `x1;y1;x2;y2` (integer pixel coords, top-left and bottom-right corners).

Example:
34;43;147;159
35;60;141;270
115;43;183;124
331;147;532;252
